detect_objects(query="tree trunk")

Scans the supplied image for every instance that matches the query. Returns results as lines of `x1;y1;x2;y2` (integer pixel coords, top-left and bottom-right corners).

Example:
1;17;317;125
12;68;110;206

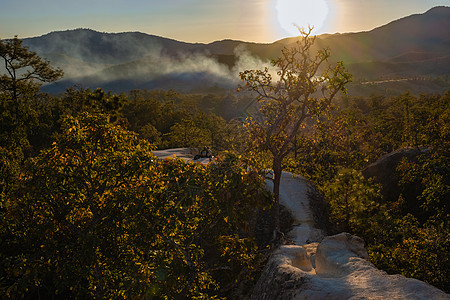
272;156;282;241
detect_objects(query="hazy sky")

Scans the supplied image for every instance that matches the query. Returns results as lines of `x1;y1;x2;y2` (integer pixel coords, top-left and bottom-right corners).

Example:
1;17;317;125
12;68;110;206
1;0;449;43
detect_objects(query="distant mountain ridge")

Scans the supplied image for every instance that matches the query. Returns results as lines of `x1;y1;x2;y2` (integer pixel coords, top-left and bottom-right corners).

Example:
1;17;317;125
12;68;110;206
314;6;450;63
24;28;280;66
21;6;450;94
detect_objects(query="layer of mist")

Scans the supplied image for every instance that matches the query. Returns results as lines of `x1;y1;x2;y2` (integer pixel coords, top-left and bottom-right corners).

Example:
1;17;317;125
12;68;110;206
38;35;273;93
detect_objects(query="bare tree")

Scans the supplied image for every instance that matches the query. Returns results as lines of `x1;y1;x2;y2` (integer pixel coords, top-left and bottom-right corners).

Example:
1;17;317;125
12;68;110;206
239;27;351;239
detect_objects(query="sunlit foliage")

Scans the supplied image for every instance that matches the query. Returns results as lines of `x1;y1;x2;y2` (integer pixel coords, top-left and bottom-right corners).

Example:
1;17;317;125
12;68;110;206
0;113;269;299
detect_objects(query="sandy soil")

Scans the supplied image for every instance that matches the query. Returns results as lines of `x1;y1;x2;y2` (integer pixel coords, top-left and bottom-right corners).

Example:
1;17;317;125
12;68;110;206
152;147;212;164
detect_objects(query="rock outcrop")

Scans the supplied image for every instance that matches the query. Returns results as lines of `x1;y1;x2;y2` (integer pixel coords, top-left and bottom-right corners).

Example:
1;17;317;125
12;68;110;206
252;171;449;299
251;233;449;300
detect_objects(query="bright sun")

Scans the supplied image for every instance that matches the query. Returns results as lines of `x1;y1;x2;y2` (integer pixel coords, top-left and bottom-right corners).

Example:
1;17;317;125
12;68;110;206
276;0;329;36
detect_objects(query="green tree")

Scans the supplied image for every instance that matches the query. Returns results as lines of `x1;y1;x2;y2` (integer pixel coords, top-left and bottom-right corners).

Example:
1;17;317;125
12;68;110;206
122;90;163;133
1;113;157;298
0;36;63;101
168;118;209;148
0;37;63;169
139;123;162;145
62;87;125;121
324;168;381;233
368;214;449;293
239;27;351;236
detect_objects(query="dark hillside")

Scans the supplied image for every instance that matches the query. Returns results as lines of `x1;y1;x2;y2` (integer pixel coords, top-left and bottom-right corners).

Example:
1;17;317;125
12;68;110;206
24;29;199;64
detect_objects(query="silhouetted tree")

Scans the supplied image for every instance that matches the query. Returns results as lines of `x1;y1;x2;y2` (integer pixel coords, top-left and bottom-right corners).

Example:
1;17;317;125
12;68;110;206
0;36;63;101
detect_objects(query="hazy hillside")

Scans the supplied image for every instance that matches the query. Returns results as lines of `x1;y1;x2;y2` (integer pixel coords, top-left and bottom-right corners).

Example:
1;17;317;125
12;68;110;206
24;30;198;64
313;6;450;63
23;6;450;95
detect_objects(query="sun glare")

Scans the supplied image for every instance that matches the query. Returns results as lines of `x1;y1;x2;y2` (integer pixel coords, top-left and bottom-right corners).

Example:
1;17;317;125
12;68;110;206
276;0;329;36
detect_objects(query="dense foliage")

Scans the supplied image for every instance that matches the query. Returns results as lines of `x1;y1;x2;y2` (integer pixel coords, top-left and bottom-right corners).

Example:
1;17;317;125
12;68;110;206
121;89;237;150
0;113;268;299
1;36;448;297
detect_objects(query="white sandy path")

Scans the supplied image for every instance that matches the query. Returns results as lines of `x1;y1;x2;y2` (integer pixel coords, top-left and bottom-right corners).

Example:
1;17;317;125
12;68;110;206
152;147;211;164
265;171;325;244
152;148;195;162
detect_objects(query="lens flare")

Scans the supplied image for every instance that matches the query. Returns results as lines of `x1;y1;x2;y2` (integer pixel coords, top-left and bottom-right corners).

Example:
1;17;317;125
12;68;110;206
276;0;329;36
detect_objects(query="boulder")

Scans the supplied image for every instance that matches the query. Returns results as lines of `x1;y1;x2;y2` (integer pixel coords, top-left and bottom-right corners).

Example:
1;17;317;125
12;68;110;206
315;233;369;277
362;147;429;202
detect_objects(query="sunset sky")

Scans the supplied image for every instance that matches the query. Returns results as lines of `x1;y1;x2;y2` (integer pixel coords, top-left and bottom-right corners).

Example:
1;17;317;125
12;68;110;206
1;0;449;43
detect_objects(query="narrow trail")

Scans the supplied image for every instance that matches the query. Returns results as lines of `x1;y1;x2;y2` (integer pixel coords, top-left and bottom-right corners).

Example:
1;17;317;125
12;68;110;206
265;172;324;244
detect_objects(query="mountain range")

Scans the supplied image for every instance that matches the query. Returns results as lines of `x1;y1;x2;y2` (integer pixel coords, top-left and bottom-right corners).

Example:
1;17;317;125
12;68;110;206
22;6;450;95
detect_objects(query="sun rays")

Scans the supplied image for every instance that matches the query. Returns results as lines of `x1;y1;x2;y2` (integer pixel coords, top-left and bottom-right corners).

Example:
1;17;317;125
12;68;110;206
275;0;330;36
